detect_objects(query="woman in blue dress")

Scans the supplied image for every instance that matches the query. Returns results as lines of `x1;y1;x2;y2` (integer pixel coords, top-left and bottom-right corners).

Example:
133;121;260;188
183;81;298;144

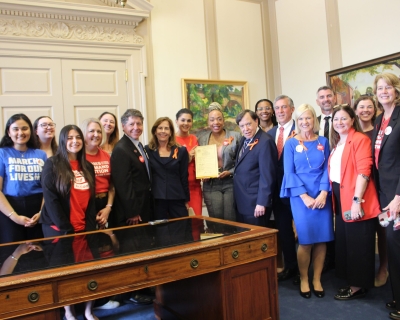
281;104;333;299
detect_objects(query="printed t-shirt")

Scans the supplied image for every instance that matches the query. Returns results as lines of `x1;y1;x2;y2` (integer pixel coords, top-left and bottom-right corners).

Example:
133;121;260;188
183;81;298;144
374;116;390;169
0;147;47;196
85;147;111;194
69;160;91;232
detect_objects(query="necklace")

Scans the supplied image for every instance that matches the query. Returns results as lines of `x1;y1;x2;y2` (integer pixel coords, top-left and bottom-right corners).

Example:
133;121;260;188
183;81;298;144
301;138;325;169
209;132;225;147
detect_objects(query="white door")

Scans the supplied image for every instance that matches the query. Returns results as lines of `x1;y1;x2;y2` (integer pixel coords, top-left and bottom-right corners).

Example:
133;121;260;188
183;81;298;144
61;59;128;134
0;57;64;135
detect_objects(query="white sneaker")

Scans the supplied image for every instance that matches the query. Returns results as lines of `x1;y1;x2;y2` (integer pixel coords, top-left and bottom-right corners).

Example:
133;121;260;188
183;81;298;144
94;300;120;310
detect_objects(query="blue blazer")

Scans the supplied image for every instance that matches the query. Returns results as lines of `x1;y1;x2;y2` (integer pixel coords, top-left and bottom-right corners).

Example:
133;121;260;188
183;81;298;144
145;145;190;202
233;129;278;216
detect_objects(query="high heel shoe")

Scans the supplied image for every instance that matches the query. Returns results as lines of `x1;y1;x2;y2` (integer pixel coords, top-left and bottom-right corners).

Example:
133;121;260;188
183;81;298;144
387;301;397;310
299;280;311;299
312;287;325;298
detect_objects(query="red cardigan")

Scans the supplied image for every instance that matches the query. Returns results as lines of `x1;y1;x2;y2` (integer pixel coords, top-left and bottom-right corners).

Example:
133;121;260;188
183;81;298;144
328;128;380;222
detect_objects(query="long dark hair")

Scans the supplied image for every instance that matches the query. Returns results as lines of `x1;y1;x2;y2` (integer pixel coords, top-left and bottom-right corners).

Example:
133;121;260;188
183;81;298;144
255;99;277;126
99;112;119;149
33;116;58;155
353;96;377;126
52;125;95;196
0;114;38;149
330;104;362;150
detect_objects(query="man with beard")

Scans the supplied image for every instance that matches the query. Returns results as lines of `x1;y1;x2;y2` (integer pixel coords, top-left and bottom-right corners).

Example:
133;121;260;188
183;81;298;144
316;86;336;273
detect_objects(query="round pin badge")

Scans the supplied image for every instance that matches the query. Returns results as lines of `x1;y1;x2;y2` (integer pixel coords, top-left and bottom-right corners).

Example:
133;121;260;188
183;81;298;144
295;145;303;153
139;156;145;163
385;126;392;135
317;144;324;151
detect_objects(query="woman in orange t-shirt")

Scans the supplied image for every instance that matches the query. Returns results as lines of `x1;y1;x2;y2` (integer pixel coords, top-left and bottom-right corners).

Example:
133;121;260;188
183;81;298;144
175;109;202;216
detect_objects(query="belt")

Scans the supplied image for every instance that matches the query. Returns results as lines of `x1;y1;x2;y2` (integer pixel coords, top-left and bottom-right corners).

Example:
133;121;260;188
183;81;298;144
95;192;108;199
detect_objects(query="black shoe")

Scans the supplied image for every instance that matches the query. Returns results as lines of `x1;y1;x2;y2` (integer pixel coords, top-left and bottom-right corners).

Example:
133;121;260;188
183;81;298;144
299;280;311;299
125;293;153;305
292;274;300;285
389;311;400;320
337;286;350;294
387;301;397;310
312;288;325;298
334;287;366;300
278;268;297;282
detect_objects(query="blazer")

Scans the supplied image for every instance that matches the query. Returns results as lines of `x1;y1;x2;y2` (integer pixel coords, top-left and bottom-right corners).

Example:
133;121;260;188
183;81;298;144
111;135;153;225
269;122;296;196
39;157;97;234
328;128;380;221
197;130;241;174
145;145;190;202
233;129;278;216
372;105;400;206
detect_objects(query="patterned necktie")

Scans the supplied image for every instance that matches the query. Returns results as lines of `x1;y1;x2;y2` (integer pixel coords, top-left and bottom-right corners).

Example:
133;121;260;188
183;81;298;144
240;139;251;158
138;142;150;178
324;116;331;140
277;126;284;159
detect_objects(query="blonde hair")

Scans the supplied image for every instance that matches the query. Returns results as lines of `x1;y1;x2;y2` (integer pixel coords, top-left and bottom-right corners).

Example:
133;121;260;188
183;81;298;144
373;73;400;109
80;118;107;146
294;104;320;134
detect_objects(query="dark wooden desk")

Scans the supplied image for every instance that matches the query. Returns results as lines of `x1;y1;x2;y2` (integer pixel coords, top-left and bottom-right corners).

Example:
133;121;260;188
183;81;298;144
0;217;278;320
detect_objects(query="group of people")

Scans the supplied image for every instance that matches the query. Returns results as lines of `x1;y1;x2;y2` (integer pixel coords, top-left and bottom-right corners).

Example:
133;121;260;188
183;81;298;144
1;72;400;320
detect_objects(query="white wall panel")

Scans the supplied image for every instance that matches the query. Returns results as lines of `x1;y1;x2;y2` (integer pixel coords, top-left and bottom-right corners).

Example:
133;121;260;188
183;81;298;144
338;0;400;67
151;0;208;121
216;0;266;108
73;71;117;94
1;69;50;95
275;0;330;111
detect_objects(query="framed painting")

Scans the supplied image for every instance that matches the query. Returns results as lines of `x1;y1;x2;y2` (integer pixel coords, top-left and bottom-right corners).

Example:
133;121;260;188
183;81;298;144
182;79;249;135
326;52;400;107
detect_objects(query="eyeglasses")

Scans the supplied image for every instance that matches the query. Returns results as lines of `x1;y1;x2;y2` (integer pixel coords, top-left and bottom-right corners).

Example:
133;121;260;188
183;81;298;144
39;123;56;128
256;107;272;111
238;122;254;130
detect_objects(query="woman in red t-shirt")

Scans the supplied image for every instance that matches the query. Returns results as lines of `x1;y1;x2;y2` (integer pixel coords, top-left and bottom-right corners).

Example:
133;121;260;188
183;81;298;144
40;125;98;320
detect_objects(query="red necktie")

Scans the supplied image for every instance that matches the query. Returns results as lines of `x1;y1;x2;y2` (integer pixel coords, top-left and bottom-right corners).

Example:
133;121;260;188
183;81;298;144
277;126;284;159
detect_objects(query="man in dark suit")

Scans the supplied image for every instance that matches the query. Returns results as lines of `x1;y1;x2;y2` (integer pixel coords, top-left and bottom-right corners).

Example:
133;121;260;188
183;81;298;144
111;109;154;305
269;95;298;282
233;110;277;227
316;86;336;272
111;109;153;227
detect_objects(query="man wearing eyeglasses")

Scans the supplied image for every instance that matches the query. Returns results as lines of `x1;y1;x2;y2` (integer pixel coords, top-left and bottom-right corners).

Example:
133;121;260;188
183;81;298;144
233;110;277;227
269;95;298;282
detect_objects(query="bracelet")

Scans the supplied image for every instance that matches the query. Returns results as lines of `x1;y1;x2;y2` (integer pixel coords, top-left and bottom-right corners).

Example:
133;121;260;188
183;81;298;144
10;254;18;261
106;204;112;208
7;211;15;217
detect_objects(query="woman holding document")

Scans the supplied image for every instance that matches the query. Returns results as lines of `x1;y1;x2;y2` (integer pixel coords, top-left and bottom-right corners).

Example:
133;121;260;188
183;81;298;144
198;102;241;222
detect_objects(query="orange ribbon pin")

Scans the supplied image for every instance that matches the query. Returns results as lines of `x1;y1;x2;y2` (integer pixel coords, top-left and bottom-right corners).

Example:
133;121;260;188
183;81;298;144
224;136;234;146
248;139;259;150
298;140;308;151
172;148;178;159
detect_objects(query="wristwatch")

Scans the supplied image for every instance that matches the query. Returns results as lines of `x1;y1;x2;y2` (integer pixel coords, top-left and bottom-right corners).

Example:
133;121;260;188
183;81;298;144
353;196;363;204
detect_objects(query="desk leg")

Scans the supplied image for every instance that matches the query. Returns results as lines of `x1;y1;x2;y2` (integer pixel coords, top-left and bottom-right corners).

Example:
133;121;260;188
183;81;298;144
154;258;278;320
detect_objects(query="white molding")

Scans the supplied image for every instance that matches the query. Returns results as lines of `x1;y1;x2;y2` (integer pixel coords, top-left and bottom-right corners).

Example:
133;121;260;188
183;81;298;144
203;0;220;79
0;17;143;44
325;0;342;70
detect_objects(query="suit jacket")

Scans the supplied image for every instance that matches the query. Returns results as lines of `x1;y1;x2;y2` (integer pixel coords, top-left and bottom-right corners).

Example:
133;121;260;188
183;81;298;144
233;129;278;216
269;122;296;199
197;130;241;174
328;128;380;221
40;157;97;234
372;105;400;206
145;145;190;202
111;135;153;225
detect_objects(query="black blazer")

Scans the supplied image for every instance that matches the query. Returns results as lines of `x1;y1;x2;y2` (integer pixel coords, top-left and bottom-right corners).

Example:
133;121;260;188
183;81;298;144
233;129;278;216
372;105;400;206
111;135;153;225
40;157;97;234
145;145;190;202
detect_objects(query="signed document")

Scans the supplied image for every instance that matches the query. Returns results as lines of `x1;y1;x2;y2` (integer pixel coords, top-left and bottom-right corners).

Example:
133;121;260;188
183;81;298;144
195;145;219;179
